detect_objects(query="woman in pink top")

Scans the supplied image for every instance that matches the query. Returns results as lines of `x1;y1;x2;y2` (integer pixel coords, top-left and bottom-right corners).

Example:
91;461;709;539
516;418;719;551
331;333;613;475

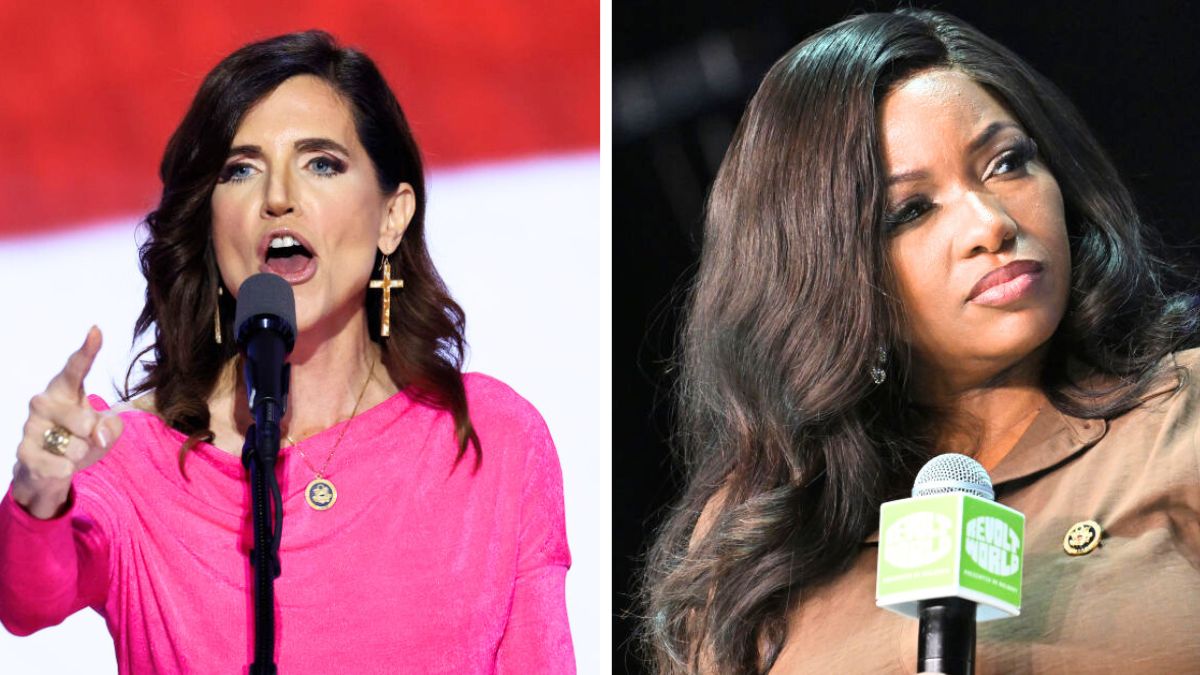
0;30;573;673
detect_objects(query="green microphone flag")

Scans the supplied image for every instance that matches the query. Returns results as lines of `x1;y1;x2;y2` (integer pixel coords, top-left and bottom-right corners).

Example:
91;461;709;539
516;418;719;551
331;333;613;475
876;492;1024;621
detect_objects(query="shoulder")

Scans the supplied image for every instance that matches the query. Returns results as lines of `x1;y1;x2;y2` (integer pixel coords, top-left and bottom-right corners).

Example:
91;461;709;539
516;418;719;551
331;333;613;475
1079;347;1200;414
1142;347;1200;406
459;372;560;472
1165;346;1200;376
1097;348;1200;450
461;372;548;433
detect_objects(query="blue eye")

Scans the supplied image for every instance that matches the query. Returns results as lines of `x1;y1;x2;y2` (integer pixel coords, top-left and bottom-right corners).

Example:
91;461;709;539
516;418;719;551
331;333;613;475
218;163;255;184
309;156;345;176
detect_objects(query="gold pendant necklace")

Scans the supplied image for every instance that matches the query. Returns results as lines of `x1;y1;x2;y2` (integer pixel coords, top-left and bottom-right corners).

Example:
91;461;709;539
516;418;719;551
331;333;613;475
303;476;338;511
287;356;376;511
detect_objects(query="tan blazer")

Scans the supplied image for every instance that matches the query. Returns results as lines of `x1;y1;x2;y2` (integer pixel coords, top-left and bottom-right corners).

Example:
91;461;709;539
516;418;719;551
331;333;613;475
768;348;1200;674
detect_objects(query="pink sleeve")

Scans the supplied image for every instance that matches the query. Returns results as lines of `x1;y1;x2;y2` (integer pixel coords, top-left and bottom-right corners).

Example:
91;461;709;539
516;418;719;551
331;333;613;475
0;396;114;636
495;416;576;673
0;482;112;636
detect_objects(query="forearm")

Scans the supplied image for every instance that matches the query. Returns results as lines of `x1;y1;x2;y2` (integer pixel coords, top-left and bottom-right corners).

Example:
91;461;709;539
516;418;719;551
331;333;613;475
10;465;72;520
0;483;94;635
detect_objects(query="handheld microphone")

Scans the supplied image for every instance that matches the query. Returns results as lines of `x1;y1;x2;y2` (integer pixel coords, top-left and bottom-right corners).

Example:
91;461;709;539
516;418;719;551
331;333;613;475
234;273;296;460
875;454;1025;675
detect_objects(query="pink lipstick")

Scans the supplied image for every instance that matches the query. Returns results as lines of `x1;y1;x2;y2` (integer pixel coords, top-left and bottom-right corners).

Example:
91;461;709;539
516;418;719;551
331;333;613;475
967;260;1043;306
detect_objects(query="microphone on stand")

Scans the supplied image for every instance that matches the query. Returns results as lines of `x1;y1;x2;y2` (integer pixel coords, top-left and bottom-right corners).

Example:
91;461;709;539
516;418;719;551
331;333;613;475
233;272;296;675
875;454;1025;675
235;272;297;442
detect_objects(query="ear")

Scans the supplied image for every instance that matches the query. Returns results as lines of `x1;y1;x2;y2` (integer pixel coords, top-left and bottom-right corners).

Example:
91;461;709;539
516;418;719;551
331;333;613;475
378;182;416;255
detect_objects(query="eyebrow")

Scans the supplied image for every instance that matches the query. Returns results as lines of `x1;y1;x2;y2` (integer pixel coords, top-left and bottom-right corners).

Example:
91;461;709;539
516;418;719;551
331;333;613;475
966;121;1021;154
226;137;351;160
885;121;1023;187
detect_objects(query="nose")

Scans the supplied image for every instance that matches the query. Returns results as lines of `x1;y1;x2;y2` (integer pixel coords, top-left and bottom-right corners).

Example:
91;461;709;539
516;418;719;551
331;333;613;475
958;189;1016;257
261;167;296;219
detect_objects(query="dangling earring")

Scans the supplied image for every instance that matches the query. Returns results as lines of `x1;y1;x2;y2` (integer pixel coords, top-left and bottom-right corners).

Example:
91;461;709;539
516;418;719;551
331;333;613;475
214;286;223;345
368;254;404;337
869;346;888;385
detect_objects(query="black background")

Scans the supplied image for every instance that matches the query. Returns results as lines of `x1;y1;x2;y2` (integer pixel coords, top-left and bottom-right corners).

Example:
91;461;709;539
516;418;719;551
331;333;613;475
613;2;1200;673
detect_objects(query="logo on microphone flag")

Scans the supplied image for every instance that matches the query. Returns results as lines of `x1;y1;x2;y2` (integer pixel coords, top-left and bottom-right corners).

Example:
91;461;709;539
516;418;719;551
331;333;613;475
876;493;1024;621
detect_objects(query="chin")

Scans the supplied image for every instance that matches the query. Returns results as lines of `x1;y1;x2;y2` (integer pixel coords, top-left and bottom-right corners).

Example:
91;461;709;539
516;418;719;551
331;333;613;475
982;326;1059;369
288;298;315;334
296;307;327;335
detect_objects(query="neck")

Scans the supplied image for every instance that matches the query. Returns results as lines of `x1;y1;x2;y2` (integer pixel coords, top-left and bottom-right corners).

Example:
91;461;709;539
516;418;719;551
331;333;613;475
914;345;1051;472
213;305;396;443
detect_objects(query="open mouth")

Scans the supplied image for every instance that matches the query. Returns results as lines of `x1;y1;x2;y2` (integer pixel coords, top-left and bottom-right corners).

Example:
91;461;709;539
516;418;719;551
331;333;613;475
259;231;318;283
265;234;312;275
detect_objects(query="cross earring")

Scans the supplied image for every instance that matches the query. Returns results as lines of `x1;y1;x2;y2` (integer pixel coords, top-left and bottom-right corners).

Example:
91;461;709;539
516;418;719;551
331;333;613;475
368;256;404;337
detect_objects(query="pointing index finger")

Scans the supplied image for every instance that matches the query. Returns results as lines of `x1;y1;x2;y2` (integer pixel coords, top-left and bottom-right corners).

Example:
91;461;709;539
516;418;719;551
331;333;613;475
47;326;102;400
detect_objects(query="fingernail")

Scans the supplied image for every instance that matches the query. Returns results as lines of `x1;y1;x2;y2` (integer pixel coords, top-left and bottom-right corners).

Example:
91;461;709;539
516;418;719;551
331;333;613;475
97;427;110;449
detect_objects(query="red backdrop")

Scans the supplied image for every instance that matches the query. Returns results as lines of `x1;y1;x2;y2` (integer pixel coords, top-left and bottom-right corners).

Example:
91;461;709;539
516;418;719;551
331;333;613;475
0;1;599;234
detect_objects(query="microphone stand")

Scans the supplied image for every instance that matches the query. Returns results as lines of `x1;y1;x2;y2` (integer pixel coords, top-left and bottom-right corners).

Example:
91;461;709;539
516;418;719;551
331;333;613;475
240;355;289;675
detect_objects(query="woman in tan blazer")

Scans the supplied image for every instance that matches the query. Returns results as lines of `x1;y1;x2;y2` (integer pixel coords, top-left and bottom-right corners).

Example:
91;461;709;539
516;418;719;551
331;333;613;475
641;9;1200;674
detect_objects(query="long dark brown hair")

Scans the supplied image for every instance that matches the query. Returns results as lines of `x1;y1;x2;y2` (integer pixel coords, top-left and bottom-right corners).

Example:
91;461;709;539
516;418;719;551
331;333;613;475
124;30;481;472
641;9;1200;673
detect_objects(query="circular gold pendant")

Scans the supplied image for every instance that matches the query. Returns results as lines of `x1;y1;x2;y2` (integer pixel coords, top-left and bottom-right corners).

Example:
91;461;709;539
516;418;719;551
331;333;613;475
305;477;337;511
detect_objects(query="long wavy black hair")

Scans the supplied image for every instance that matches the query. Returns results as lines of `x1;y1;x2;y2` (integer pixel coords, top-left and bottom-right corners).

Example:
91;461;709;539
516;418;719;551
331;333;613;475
124;30;481;472
641;9;1200;673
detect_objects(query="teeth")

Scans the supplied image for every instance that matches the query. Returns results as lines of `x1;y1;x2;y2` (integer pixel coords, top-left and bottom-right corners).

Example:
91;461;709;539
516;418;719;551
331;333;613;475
269;235;300;249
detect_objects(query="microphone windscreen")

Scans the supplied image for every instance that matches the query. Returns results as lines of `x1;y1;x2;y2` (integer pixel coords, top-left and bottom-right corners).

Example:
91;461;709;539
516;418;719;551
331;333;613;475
234;272;297;336
912;453;994;501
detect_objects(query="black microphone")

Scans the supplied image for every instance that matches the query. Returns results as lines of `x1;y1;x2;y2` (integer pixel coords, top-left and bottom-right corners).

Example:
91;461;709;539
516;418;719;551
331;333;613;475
876;453;1025;675
234;273;295;675
235;272;296;459
910;455;995;675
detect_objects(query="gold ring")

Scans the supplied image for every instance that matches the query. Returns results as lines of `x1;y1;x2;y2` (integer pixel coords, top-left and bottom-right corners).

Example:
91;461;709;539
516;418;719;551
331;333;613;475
42;425;72;456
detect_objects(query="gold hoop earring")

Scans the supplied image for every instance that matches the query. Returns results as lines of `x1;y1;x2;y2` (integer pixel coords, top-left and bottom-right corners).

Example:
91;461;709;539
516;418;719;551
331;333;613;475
368;255;404;337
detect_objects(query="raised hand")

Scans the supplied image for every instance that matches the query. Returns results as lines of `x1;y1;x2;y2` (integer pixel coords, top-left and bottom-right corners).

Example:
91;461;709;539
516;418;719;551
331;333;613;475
11;326;124;519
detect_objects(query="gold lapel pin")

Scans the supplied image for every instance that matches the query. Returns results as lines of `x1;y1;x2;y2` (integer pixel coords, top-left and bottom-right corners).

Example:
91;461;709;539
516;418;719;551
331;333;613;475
1063;520;1102;556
